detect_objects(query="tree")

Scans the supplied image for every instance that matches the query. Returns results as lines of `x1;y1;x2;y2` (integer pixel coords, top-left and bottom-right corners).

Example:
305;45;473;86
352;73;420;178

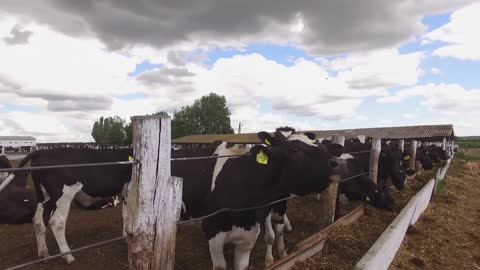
172;93;234;138
91;116;126;145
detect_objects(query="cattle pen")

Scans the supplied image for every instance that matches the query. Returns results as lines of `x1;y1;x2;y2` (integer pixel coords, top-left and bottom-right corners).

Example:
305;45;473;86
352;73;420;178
0;118;456;270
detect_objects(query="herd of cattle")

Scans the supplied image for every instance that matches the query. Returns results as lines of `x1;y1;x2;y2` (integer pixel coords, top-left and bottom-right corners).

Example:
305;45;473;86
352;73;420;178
0;127;451;270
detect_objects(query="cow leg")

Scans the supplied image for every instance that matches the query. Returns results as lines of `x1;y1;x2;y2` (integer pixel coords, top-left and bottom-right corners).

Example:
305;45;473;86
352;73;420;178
49;182;83;264
233;223;260;270
264;213;275;266
272;212;287;258
33;202;49;257
208;232;227;270
283;214;292;232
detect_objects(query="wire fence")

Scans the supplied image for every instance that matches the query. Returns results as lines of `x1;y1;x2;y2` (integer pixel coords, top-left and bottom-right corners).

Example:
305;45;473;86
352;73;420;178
0;147;373;270
3;236;127;270
0;160;138;173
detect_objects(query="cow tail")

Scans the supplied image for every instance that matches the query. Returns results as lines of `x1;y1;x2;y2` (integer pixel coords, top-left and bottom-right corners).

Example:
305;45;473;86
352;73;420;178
0;151;36;192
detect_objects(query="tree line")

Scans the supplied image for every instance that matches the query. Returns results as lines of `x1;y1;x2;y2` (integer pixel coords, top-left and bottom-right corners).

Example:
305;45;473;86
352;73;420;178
91;93;234;145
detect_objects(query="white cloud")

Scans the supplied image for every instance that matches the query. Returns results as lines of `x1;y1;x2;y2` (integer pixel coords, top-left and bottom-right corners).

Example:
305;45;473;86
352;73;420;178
327;49;424;90
431;67;441;75
0;0;475;55
0;14;428;141
402;113;415;119
424;2;480;60
378;83;480;135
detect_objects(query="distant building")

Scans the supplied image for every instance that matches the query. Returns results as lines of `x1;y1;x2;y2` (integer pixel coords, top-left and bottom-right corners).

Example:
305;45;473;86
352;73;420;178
0;136;37;154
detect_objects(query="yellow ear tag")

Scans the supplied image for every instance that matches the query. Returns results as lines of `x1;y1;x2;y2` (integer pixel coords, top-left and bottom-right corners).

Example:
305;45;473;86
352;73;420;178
265;138;271;146
128;156;134;161
403;155;411;161
256;150;269;165
365;196;370;202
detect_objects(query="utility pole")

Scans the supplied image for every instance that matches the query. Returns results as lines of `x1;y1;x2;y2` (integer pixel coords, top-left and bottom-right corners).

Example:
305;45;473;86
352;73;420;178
238;122;243;134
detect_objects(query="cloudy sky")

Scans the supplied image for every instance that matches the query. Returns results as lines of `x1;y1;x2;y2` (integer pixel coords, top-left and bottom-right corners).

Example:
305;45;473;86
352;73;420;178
1;0;479;142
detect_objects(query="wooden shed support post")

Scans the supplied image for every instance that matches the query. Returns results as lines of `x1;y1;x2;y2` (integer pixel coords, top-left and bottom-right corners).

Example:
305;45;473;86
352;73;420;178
126;116;183;270
409;140;418;171
442;138;447;151
399;140;405;152
318;135;344;226
369;138;381;184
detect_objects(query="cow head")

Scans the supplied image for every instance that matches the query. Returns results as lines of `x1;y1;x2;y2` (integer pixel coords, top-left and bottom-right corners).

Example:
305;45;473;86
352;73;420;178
341;157;394;211
416;147;434;170
381;144;406;190
255;132;340;195
367;184;394;211
321;140;345;158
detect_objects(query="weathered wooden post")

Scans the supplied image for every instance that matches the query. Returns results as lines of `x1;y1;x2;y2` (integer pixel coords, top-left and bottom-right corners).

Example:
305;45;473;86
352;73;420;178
369;138;381;184
357;135;366;143
410;140;418;171
318;135;344;226
442;138;447;151
126;115;183;270
399;140;405;152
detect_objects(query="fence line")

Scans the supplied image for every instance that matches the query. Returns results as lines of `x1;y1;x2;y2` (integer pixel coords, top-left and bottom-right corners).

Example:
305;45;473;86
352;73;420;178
176;171;370;225
0;160;138;173
0;150;370;173
3;236;126;270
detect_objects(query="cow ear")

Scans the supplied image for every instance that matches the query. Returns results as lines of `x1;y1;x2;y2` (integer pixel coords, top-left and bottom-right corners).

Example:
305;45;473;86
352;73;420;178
303;132;316;140
258;132;275;146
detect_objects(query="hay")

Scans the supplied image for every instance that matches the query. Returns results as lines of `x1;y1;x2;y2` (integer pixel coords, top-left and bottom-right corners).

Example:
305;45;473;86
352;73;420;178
292;168;437;270
390;160;480;270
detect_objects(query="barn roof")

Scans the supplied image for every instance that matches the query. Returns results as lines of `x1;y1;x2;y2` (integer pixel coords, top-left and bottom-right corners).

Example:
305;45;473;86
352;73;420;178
0;136;36;140
172;124;455;144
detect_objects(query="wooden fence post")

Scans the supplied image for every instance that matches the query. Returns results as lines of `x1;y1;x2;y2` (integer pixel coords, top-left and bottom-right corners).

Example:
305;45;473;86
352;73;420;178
357;135;366;143
409;140;418;171
318;135;344;225
442;138;447;151
126;116;183;270
399;140;405;152
369;138;381;184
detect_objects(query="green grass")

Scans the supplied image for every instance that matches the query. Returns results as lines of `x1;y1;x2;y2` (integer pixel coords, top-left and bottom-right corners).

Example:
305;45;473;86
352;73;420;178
455;151;480;161
457;141;480;148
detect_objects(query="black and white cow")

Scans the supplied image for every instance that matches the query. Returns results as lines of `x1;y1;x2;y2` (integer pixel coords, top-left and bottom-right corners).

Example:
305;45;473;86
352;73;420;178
0;155;36;224
0;149;133;263
316;139;395;213
335;154;394;212
426;145;450;162
173;131;343;270
343;140;412;190
402;144;435;171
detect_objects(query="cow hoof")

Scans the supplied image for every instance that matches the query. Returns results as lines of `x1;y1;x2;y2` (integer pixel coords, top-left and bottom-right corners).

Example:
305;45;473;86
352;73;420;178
65;255;75;264
38;250;49;258
265;256;274;266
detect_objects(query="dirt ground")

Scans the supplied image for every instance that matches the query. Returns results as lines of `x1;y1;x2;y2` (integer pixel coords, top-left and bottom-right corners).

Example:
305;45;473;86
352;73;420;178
390;159;480;270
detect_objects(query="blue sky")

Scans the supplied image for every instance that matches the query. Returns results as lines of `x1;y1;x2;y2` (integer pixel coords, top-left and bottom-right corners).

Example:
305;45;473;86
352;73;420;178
124;12;462;131
1;1;479;141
